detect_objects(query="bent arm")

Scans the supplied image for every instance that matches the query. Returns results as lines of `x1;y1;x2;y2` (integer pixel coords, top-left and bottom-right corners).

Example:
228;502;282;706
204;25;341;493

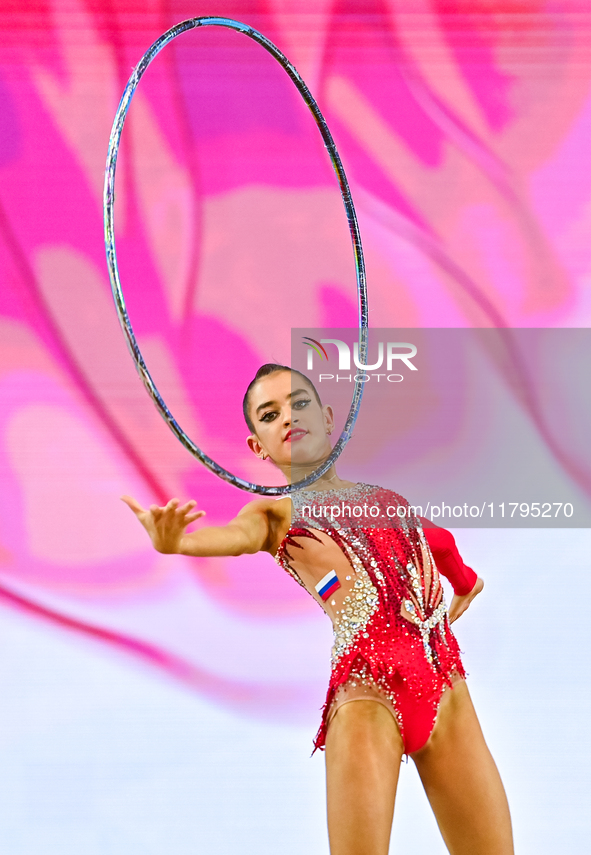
419;517;478;595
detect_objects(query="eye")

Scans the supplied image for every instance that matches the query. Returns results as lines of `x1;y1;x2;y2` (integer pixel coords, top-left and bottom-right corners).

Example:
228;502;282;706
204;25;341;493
260;410;278;423
293;398;311;410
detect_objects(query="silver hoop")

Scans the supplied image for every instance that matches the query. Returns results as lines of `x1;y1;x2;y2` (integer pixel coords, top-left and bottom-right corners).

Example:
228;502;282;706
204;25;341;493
104;16;368;495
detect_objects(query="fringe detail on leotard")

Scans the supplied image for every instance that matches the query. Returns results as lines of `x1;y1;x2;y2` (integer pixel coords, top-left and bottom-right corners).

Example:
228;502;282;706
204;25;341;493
312;617;466;754
274;484;469;756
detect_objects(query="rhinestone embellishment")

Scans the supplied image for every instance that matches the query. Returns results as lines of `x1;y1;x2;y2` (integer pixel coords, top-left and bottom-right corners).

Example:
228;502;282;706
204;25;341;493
331;547;379;664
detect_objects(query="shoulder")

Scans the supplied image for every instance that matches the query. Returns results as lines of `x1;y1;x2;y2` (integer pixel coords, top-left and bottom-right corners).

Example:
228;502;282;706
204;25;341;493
236;496;291;524
363;484;424;527
236;496;288;514
239;497;294;556
363;483;411;506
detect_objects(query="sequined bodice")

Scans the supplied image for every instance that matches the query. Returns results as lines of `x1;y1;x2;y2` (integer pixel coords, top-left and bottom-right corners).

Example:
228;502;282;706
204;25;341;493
275;483;447;666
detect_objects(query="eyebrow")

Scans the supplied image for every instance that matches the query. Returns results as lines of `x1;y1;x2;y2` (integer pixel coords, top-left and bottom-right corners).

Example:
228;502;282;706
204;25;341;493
256;388;310;416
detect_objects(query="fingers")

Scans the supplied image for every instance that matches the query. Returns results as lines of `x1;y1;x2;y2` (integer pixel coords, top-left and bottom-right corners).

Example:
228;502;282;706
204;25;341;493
149;498;179;520
177;500;197;514
169;499;203;522
450;602;469;623
147;498;202;521
448;598;467;624
127;497;202;525
121;495;146;515
450;578;484;623
178;500;204;526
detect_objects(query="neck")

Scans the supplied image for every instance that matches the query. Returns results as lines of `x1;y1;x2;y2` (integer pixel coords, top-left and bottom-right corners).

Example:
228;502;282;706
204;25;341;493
279;460;353;491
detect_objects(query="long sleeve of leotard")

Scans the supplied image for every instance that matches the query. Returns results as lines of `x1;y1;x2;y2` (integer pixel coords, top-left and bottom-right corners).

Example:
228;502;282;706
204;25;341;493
419;518;477;596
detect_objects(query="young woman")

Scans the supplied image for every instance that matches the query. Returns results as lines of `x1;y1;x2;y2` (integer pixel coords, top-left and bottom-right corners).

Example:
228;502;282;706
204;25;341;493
123;363;514;855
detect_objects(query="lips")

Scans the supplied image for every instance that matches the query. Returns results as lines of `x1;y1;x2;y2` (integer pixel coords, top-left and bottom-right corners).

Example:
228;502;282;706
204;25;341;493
284;429;308;442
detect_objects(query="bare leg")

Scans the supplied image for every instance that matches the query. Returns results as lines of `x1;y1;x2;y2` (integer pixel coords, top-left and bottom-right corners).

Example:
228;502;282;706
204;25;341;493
411;681;514;855
324;700;404;855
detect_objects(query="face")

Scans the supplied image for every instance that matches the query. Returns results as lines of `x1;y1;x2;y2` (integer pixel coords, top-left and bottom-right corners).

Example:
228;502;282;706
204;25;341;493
246;371;334;471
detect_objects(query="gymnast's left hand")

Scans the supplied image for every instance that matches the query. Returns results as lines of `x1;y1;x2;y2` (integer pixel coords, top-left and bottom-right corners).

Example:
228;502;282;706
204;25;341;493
448;576;484;624
121;495;205;554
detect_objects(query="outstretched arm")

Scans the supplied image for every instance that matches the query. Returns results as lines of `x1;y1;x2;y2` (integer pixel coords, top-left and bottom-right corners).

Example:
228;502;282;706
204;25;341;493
121;496;271;558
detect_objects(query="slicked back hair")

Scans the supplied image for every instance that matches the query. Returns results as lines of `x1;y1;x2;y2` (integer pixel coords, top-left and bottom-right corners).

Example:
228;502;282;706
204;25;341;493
243;364;322;434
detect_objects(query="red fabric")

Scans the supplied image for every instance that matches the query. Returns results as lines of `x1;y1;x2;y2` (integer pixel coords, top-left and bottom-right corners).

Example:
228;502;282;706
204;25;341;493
276;484;471;755
420;520;478;596
311;521;466;754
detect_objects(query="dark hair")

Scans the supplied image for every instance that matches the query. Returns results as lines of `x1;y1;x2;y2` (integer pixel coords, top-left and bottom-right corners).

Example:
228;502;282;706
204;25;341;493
242;364;322;433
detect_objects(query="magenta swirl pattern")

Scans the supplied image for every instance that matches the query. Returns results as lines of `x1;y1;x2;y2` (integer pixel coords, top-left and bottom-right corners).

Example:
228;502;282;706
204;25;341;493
0;1;590;722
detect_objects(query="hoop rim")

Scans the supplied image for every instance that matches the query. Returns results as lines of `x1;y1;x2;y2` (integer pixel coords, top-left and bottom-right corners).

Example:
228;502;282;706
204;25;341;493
103;16;368;495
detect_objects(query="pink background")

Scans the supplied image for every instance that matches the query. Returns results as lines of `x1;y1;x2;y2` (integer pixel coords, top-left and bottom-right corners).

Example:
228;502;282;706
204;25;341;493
0;3;590;851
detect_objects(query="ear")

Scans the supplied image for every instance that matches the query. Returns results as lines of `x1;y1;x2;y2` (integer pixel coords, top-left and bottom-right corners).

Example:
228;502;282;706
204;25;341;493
246;434;268;460
323;404;335;436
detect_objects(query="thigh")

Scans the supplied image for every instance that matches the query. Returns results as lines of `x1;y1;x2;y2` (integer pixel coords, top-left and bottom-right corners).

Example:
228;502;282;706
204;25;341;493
411;681;514;855
325;700;405;855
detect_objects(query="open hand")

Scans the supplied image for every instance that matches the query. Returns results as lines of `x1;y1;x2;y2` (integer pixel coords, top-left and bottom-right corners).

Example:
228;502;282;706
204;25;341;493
448;576;484;624
121;496;205;554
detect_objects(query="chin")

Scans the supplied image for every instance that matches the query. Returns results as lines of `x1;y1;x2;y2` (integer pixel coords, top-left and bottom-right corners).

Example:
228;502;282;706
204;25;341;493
290;444;326;467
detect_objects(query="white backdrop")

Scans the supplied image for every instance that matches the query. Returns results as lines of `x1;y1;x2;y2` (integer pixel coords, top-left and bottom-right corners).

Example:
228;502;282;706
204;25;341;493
1;527;589;854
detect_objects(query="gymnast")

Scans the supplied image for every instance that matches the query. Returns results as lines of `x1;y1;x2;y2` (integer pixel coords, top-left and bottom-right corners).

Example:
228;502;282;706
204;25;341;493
122;363;514;855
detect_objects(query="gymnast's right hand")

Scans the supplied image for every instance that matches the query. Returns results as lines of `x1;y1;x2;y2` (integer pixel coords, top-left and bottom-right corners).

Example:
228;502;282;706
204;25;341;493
121;496;205;554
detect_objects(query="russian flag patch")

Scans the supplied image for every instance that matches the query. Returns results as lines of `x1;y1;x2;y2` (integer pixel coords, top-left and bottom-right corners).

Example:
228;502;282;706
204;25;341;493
315;570;341;601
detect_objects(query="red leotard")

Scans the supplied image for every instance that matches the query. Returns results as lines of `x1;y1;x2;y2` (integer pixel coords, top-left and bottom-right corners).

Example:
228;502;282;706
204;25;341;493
275;483;477;755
